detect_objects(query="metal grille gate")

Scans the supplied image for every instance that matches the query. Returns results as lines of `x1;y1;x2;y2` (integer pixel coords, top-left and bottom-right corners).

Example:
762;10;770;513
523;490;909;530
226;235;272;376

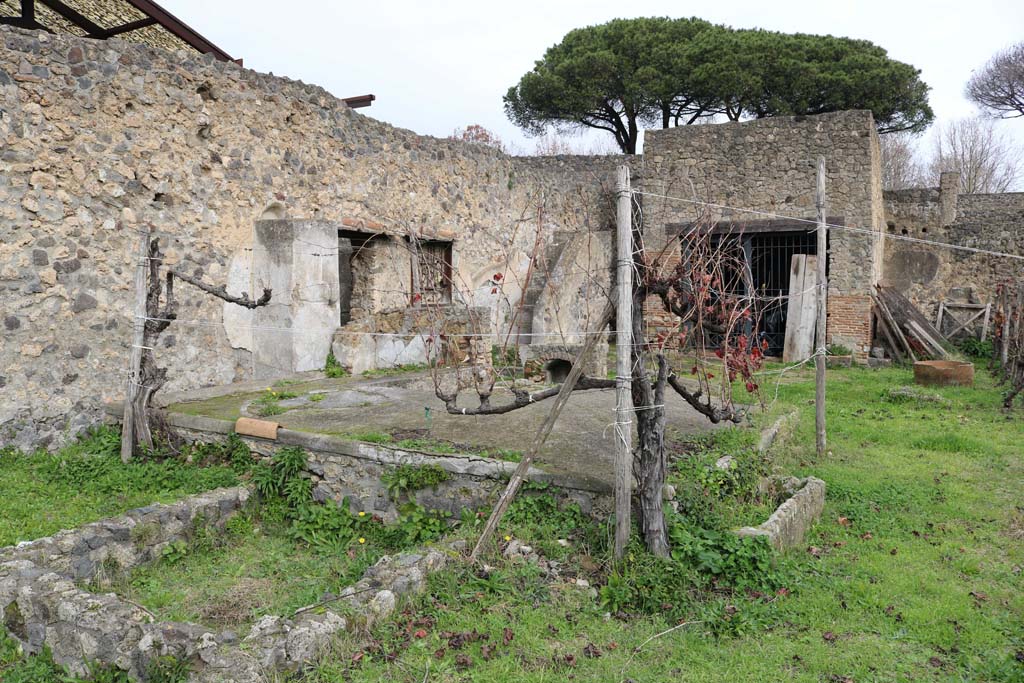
709;231;818;356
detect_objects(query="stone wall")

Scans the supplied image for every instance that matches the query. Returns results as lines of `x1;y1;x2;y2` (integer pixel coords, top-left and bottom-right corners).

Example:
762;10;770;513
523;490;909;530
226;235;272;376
0;25;620;449
141;408;613;521
0;483;458;681
882;173;1024;324
640;111;887;356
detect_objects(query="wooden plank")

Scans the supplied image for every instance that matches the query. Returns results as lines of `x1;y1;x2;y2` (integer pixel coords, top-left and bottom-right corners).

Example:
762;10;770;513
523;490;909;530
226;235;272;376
814;157;827;459
880;286;948;344
873;290;917;362
909;320;950;359
471;300;614;561
873;307;905;363
981;303;991;342
782;254;818;362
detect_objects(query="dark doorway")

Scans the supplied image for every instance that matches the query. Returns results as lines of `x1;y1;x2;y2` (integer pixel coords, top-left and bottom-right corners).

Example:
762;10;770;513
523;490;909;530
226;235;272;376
545;359;572;384
338;230;373;326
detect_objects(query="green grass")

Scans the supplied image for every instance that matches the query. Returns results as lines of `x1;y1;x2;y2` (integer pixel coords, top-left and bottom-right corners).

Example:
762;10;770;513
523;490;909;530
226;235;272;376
0;427;238;548
361;363;428;378
294;365;1024;682
102;511;377;630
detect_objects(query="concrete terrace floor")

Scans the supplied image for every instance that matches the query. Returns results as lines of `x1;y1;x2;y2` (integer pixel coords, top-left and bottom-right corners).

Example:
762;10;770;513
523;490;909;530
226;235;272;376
165;370;723;490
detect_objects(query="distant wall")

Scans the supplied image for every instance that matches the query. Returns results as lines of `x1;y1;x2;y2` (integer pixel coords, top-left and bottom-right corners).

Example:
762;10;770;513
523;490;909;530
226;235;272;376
0;26;619;448
883;171;1024;325
640;111;886;355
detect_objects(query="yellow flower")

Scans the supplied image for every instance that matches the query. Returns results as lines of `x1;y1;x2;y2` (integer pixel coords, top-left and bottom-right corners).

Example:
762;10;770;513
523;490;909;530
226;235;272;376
358;537;366;544
503;535;511;542
358;511;366;517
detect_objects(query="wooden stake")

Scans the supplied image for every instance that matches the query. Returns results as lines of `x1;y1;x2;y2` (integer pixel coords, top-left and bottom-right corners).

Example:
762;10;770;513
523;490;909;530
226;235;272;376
121;226;150;463
470;300;614;562
613;165;633;561
814;157;827;458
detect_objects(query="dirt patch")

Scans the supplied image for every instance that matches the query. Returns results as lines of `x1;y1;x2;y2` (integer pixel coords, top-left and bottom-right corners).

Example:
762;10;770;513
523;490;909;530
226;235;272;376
198;577;275;626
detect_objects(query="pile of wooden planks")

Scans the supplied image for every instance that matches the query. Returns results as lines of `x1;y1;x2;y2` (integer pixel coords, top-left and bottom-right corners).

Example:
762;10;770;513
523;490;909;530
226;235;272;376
872;285;950;362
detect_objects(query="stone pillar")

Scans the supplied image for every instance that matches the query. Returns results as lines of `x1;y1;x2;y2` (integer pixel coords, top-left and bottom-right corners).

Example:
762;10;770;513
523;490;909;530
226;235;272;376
939;171;960;226
249;220;341;378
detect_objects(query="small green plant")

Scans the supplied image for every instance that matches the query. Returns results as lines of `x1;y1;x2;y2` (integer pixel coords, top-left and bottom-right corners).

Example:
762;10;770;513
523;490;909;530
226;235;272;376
957;337;993;359
323;351;349;378
160;539;189;565
382;464;449;500
361;363;427;378
342;430;393;444
393;503;450;544
145;655;191;683
394;438;459;454
251;387;298;417
308;392;326;402
480;448;523;462
826;343;852;356
599;570;635;613
131;522;160;547
668;522;780;590
224;512;255;538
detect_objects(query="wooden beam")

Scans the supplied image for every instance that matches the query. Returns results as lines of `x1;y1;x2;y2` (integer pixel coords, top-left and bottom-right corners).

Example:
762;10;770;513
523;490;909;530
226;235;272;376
613;165;633;562
0;16;41;28
37;0;105;36
873;309;905;364
122;0;234;61
667;216;846;237
102;16;158;38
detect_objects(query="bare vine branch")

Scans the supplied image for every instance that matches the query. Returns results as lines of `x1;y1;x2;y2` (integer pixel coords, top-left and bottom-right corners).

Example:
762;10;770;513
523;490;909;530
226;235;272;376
168;268;272;308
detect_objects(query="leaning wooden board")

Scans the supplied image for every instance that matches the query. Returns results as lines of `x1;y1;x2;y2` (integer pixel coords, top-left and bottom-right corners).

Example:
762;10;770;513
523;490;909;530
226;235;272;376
783;254;818;362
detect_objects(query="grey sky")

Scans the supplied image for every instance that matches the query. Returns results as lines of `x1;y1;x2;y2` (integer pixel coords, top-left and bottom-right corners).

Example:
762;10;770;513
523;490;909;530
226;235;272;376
163;0;1024;154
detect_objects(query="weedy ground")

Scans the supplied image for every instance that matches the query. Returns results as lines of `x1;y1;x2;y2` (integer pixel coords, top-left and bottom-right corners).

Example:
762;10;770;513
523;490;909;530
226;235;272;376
92;510;380;630
0;427;239;548
288;364;1023;682
2;364;1023;682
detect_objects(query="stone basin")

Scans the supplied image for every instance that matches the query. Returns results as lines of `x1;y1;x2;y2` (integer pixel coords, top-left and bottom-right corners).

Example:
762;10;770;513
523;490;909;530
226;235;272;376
913;360;974;387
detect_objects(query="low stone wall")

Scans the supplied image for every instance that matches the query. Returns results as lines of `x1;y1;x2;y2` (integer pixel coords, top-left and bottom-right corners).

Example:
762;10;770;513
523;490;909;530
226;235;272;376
1;483;461;681
118;407;612;522
0;487;251;679
0;487;248;581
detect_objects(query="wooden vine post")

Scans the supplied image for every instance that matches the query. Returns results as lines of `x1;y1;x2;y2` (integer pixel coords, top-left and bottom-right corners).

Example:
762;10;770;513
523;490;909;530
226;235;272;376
814;156;828;458
613;164;634;561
